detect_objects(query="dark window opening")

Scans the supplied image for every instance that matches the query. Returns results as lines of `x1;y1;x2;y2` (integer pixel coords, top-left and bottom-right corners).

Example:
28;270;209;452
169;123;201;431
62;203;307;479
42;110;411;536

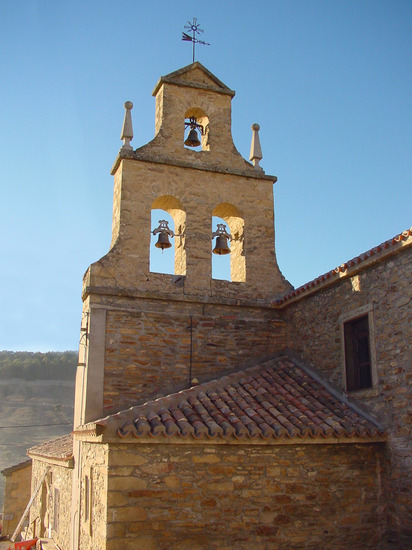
344;315;372;391
84;475;90;522
53;488;60;532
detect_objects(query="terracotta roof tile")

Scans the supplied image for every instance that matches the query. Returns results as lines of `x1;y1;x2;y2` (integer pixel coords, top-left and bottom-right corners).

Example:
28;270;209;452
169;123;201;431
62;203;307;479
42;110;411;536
89;357;386;443
276;227;412;305
28;434;73;462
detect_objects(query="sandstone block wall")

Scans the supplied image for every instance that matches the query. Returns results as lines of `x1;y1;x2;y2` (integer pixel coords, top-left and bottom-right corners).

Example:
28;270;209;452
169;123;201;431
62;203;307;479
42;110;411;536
78;442;108;550
102;296;286;414
29;460;72;547
87;159;288;299
105;442;386;550
1;461;31;537
283;247;412;546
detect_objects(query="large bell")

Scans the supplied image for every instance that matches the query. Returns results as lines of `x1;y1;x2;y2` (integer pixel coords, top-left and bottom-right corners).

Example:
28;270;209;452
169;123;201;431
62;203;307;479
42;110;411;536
155;232;172;250
213;235;231;255
184;128;201;148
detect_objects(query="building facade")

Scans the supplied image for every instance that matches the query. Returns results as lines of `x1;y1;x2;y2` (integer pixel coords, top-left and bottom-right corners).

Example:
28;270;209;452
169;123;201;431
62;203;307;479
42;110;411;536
6;62;411;549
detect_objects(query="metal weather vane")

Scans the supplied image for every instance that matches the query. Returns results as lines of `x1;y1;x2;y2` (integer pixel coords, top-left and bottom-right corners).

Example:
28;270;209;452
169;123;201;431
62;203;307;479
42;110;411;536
182;17;210;63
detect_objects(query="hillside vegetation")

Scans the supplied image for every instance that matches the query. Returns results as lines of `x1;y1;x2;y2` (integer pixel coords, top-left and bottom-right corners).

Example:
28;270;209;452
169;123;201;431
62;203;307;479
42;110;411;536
0;350;77;380
0;351;77;508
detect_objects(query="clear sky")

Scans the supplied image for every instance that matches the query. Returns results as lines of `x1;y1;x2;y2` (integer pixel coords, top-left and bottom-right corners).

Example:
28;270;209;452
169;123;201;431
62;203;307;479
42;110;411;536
1;1;411;352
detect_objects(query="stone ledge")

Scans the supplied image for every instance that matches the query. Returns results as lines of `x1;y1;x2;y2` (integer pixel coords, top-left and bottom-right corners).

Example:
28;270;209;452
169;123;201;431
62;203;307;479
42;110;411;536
111;151;277;181
82;284;284;312
75;432;387;446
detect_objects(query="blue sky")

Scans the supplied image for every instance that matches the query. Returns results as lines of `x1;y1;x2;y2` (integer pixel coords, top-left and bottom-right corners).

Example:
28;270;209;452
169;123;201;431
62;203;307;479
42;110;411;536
1;1;411;351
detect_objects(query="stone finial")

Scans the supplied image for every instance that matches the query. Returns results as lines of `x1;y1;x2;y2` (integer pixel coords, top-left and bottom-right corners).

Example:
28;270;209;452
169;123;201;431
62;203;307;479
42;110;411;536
249;123;263;170
120;101;134;151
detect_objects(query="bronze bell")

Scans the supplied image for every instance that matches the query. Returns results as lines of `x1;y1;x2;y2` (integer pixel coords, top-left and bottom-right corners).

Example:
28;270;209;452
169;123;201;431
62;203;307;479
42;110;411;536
213;235;231;255
155;232;172;250
184;128;201;148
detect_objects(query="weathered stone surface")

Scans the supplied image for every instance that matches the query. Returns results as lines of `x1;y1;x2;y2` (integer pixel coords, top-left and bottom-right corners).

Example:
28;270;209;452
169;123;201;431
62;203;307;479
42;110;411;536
75;64;290;420
104;442;387;549
283;245;412;546
1;461;31;537
101;300;286;414
28;460;73;549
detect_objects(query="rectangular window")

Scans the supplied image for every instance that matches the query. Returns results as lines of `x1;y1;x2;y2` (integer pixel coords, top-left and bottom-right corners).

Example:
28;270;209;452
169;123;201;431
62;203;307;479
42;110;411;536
84;469;93;536
344;314;372;391
53;488;59;532
84;475;90;522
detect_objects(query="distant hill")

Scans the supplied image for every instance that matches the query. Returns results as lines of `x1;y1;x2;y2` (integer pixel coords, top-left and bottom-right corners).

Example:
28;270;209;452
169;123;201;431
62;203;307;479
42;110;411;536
0;350;77;380
0;351;77;509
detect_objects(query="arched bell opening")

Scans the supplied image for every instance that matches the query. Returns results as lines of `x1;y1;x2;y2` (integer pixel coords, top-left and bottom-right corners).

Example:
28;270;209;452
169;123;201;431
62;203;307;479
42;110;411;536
150;195;186;276
184;107;210;152
211;215;231;281
212;203;245;283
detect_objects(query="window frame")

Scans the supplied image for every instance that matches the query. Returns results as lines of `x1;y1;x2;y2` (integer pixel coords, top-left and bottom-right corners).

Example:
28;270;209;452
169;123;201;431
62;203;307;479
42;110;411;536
340;304;378;394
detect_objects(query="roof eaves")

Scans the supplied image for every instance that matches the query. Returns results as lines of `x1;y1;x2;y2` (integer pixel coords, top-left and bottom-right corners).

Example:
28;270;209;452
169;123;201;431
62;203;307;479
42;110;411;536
80;356;386;445
275;228;412;307
27;434;74;468
1;459;32;477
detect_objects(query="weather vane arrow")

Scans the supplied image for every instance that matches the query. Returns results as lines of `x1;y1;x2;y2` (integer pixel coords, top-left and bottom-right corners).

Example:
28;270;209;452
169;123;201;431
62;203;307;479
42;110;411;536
182;17;210;63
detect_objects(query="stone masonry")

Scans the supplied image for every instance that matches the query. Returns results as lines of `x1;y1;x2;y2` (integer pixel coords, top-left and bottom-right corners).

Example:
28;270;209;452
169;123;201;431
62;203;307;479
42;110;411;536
103;298;285;414
281;240;412;546
1;460;31;538
102;442;387;550
29;461;72;546
75;63;291;428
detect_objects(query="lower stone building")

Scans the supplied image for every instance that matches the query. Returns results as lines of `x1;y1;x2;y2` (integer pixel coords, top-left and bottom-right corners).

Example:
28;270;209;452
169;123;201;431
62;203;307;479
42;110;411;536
4;62;412;549
1;460;32;538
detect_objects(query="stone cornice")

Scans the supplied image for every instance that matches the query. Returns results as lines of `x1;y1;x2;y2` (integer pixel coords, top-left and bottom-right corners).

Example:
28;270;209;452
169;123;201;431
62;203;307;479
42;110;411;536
27;453;74;469
82;282;285;313
110;151;277;182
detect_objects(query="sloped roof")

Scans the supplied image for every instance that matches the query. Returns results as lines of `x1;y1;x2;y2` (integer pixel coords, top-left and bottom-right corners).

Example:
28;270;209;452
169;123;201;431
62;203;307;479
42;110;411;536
28;434;73;465
276;227;412;306
80;357;385;444
152;62;235;97
1;459;31;477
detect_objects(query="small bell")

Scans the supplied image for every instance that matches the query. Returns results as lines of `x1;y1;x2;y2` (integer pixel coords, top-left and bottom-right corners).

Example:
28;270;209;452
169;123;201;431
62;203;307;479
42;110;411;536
153;220;174;252
213;235;231;255
155;232;172;250
184;128;201;148
212;223;232;255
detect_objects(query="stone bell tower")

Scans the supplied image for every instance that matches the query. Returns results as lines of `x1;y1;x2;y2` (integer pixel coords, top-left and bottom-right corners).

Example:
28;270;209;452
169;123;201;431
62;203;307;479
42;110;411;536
74;63;291;428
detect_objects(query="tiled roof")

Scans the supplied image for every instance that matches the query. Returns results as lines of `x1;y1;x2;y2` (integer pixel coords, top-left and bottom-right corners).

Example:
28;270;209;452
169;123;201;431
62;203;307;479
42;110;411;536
276;227;412;305
86;357;385;443
28;434;73;462
1;459;32;476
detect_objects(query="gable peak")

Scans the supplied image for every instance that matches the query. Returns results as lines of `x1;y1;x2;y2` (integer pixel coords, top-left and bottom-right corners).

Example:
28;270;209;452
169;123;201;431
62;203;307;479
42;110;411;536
152;62;235;97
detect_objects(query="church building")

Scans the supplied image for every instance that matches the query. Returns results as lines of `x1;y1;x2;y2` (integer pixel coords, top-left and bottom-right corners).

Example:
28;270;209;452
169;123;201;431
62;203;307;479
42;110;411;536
11;63;412;549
